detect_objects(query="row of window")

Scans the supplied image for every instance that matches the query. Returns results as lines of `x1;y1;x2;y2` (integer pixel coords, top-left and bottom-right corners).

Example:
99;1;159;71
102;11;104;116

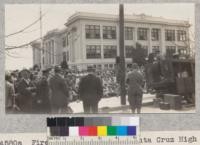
86;45;187;59
86;45;148;59
86;63;139;70
166;46;188;56
90;64;116;70
85;25;187;41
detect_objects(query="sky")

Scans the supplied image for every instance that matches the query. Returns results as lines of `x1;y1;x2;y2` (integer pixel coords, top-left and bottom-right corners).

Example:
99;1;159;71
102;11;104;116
5;3;195;70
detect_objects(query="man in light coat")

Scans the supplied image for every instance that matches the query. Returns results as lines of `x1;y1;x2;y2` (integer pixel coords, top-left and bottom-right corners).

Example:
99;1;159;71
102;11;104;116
126;63;144;114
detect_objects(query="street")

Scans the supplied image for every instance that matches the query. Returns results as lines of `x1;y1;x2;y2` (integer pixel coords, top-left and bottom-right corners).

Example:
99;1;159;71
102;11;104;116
69;94;195;113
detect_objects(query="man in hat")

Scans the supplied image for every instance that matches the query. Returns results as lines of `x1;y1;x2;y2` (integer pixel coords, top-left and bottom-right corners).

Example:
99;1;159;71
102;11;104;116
78;66;103;113
17;69;36;113
34;68;51;113
49;66;69;113
126;63;144;114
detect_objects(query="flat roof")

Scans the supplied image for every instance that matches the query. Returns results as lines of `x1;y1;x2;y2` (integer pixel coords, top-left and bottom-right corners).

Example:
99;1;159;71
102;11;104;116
65;12;190;27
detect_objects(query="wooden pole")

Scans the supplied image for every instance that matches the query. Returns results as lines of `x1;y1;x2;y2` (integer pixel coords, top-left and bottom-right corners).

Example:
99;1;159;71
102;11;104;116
119;4;126;105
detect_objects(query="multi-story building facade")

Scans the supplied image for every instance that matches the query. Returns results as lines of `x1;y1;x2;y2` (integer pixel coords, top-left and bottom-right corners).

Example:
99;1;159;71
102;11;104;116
32;12;191;70
31;28;69;69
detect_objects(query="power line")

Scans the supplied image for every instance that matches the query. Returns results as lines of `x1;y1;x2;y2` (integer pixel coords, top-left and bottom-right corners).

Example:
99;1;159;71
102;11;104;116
5;51;23;58
5;38;41;50
5;12;47;38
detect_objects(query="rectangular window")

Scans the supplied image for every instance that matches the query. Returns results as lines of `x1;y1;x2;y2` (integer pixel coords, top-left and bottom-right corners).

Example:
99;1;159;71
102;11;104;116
62;37;66;47
51;40;54;64
103;45;117;58
177;30;187;41
166;46;176;57
137;28;148;40
66;34;69;46
152;46;160;54
178;46;187;55
104;64;108;69
109;64;113;68
151;28;160;41
125;27;133;40
85;25;100;39
86;45;101;59
165;29;175;41
125;45;134;58
48;42;51;65
103;26;116;39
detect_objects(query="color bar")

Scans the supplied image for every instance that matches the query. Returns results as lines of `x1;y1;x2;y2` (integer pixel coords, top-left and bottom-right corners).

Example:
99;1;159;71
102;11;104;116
116;126;127;136
88;126;97;136
79;126;89;136
69;127;79;136
107;126;117;136
97;126;107;136
47;117;139;137
127;126;136;136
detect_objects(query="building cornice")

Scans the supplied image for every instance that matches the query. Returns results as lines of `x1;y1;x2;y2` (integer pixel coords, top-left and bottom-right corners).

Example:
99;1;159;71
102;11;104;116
65;12;190;27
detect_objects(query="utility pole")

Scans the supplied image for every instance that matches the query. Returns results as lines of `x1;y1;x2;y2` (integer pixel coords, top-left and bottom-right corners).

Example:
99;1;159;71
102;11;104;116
39;3;44;70
119;4;126;105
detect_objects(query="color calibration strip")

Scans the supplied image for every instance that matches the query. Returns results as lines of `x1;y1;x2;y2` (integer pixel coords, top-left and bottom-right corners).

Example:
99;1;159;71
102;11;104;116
47;117;139;137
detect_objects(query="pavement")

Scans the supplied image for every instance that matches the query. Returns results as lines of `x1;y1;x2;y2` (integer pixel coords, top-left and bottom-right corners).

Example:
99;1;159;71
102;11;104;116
68;93;195;113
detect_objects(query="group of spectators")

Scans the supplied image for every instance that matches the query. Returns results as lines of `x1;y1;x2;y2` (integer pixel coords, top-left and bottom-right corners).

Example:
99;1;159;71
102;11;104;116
6;54;173;114
5;66;122;114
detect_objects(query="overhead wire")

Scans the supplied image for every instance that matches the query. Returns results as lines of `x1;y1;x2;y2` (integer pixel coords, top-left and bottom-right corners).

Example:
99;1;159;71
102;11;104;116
5;12;47;38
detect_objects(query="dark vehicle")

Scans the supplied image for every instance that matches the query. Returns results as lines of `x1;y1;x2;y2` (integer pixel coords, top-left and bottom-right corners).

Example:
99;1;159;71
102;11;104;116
145;58;195;104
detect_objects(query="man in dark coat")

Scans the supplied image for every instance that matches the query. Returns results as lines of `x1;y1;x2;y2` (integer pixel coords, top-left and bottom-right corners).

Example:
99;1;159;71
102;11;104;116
17;69;36;113
49;66;69;113
34;69;51;113
5;74;15;113
126;63;144;114
78;67;103;113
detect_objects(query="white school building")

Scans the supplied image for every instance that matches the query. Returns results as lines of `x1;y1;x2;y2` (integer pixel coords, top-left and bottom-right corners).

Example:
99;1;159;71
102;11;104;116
32;12;191;70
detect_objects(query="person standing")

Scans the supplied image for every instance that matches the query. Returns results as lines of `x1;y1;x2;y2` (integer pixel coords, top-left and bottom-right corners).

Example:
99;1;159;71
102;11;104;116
17;69;36;113
126;63;144;114
34;69;51;113
5;74;15;113
49;66;69;113
78;67;103;113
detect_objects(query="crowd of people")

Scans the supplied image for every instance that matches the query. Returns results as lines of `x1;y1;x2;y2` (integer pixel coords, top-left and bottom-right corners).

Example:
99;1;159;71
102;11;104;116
5;52;194;114
5;65;124;114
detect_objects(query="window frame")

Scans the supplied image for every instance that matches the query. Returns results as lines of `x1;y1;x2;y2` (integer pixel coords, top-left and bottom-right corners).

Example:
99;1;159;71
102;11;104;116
177;30;187;41
152;46;160;54
151;28;160;41
103;45;117;58
125;45;135;58
165;29;175;41
103;26;116;39
125;27;134;40
86;45;101;59
85;25;101;39
137;28;148;41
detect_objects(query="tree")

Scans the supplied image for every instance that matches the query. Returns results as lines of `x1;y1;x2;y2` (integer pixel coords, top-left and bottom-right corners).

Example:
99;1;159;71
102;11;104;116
132;42;147;66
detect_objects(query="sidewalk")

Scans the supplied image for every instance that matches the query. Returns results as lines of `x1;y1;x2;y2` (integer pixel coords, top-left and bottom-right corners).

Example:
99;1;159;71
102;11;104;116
69;93;195;113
